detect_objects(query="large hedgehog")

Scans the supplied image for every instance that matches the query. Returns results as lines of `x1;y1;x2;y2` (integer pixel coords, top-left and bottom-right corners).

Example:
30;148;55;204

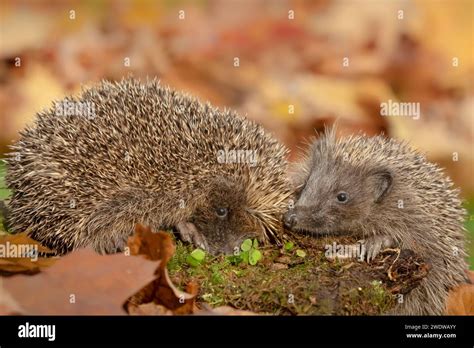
5;78;291;255
284;127;468;315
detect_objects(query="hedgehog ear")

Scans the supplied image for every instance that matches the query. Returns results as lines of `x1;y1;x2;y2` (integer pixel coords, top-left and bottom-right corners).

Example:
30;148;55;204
369;169;393;203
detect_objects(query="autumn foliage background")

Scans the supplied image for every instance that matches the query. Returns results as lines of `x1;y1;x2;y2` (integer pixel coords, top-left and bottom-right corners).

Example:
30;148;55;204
0;0;473;267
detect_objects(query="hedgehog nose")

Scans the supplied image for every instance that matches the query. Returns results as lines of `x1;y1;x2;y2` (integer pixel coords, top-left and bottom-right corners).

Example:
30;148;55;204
284;212;297;229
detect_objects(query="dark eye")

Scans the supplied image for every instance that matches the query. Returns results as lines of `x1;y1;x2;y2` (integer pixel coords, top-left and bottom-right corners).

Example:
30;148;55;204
336;192;348;203
216;207;228;218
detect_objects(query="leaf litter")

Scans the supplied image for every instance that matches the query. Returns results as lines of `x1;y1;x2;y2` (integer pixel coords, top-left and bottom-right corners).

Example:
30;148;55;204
0;223;467;315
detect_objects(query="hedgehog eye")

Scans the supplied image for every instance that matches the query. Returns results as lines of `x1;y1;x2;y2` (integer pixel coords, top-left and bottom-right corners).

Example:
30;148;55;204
336;192;348;203
216;207;228;218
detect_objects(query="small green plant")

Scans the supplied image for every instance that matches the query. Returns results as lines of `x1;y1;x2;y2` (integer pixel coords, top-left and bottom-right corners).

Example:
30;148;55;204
186;248;206;267
367;280;394;311
228;238;263;266
296;249;306;258
284;241;294;251
241;239;253;252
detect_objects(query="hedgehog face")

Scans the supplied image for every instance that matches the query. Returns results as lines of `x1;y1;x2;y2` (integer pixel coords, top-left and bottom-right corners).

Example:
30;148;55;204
190;177;261;255
284;158;393;236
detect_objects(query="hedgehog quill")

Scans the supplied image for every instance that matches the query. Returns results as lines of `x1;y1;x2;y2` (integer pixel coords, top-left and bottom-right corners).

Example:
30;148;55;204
284;127;468;315
5;78;291;255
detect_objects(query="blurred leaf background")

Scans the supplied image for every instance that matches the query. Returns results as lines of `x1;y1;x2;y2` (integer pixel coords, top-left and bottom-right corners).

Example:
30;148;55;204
0;0;472;265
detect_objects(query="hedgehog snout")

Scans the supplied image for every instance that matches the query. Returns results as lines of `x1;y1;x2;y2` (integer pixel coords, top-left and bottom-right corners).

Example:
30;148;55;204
284;205;326;232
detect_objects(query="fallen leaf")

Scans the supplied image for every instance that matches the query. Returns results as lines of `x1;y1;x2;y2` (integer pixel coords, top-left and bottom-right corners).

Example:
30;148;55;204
467;270;474;284
125;224;198;315
0;278;24;314
0;232;56;274
197;305;256;316
128;223;175;264
2;248;158;315
445;283;474;315
128;302;172;316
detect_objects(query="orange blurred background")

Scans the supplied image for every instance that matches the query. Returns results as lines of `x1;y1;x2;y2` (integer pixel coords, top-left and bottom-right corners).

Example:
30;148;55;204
0;0;472;193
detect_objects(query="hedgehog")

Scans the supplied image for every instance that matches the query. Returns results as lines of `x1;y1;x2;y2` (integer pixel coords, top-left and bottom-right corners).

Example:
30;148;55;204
283;127;468;315
5;78;291;255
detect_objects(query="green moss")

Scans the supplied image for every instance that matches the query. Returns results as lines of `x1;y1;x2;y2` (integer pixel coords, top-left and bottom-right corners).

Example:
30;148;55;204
167;236;399;315
0;160;10;201
167;240;192;274
341;281;394;315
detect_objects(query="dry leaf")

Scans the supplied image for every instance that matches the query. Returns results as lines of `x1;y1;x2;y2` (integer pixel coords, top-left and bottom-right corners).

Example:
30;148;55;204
0;278;24;315
128;223;175;264
128;302;172;316
445;283;474;315
2;248;158;315
198;305;256;316
125;224;198;315
0;232;56;274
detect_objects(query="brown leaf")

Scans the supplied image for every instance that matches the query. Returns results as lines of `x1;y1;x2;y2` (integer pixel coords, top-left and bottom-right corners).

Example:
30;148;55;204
2;248;158;315
467;270;474;284
128;302;172;315
128;223;175;265
0;232;56;274
197;305;256;316
445;284;474;315
125;224;198;315
0;278;24;315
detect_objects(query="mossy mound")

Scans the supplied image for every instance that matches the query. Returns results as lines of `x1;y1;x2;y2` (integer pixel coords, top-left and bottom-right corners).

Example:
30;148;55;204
168;234;427;315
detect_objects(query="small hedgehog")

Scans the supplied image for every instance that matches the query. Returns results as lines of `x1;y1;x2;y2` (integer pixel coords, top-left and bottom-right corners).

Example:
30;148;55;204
5;78;291;255
284;127;468;315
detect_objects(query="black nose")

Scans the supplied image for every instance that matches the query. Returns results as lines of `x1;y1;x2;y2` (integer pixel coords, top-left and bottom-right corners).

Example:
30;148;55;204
284;212;297;229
